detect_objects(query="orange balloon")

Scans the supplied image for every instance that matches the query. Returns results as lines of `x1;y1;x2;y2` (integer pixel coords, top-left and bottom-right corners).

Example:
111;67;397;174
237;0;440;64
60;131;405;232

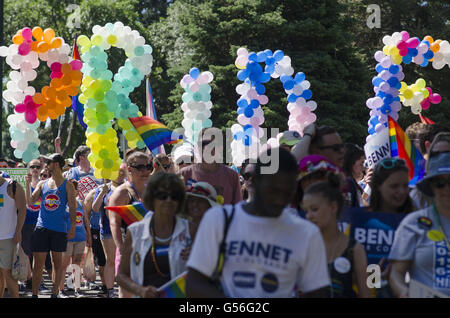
12;34;24;45
65;86;79;96
424;36;434;44
50;77;63;88
46;99;57;109
32;27;44;41
30;41;39;52
44;86;57;100
56;90;66;101
43;28;55;43
48;109;59;120
50;37;63;49
37;41;50;53
61;75;72;86
32;93;45;104
430;42;440;53
61;97;72;108
70;70;83;82
61;63;72;74
54;104;65;116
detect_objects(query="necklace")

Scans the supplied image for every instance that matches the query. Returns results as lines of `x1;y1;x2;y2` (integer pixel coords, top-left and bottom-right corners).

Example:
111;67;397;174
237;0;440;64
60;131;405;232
432;204;450;250
149;218;175;278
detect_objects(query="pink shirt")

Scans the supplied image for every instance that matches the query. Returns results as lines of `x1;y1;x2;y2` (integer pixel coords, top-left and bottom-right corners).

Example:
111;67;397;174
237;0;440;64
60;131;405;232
179;164;243;204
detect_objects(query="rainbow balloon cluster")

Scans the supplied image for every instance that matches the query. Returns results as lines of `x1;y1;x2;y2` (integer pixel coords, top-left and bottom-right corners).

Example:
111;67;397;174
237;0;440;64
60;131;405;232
232;47;317;165
180;67;214;143
0;27;80;162
78;22;152;179
366;31;448;141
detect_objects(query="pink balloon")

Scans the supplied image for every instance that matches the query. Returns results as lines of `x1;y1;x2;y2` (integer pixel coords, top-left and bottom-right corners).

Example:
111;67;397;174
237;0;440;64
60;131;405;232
401;31;410;41
189;82;200;92
21;28;33;41
430;94;441;104
406;38;419;48
399;48;409;57
50;71;63;79
426;87;433;95
24;110;37;124
50;62;62;72
257;95;268;105
182;74;194;84
18;42;31;56
396;41;407;50
70;59;83;70
420;99;430;110
299;106;310;116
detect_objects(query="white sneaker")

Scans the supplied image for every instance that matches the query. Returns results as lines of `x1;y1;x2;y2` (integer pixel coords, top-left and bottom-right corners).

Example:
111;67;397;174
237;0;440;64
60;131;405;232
58;290;69;298
74;290;83;298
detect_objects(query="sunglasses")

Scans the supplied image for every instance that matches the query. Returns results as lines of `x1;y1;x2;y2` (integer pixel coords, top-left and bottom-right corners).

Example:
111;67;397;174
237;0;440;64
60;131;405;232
40;174;48;178
378;158;406;170
130;164;153;172
431;178;450;189
30;165;41;169
154;191;183;202
156;160;171;170
318;143;345;152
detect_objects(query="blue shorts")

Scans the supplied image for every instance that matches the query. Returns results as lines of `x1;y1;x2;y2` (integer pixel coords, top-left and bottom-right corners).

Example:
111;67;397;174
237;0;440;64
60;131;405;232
31;227;67;253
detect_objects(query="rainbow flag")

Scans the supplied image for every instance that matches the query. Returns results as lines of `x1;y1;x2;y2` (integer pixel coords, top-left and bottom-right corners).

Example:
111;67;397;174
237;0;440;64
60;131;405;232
71;34;87;130
157;271;187;298
388;116;426;186
129;116;182;153
105;202;149;225
146;77;165;155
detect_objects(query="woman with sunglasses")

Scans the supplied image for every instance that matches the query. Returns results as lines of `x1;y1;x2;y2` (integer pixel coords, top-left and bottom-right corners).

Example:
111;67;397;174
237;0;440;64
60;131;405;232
21;159;43;289
240;160;257;202
108;151;152;297
389;133;450;297
116;172;190;297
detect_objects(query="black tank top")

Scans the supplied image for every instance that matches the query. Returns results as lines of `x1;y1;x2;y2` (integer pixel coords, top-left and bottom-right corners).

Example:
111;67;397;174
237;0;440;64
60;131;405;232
328;237;357;298
143;243;171;288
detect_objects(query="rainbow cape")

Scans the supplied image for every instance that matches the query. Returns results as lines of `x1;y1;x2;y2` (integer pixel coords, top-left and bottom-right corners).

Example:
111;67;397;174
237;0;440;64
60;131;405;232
105;202;149;225
157;271;187;298
129;116;182;152
388;116;426;186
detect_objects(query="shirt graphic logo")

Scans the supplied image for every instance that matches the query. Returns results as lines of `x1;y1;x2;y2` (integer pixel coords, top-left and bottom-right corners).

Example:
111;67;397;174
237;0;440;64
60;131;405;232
261;273;278;293
0;194;3;207
44;194;61;211
28;197;41;212
75;211;83;225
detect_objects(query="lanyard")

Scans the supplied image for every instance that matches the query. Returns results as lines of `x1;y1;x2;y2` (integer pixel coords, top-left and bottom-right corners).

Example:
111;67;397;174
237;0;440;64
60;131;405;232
432;204;450;250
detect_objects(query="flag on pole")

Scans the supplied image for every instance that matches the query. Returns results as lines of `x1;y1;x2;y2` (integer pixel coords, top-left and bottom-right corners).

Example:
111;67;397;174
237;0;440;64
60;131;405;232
129;116;182;153
388;116;426;186
105;202;149;225
71;34;87;130
157;271;187;298
418;113;435;125
146;77;166;154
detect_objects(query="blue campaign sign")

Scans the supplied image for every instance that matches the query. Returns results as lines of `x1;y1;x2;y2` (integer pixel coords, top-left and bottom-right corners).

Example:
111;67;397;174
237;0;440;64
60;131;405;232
347;207;406;265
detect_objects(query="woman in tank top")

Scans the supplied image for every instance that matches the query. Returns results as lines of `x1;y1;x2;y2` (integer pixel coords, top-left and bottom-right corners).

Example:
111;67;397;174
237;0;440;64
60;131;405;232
303;173;372;298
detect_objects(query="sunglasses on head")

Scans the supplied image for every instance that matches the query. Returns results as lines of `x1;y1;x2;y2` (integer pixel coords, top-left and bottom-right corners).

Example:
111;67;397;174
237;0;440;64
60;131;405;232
30;165;41;169
318;143;345;152
40;173;48;178
431;177;450;189
154;191;183;202
378;158;406;170
130;164;153;172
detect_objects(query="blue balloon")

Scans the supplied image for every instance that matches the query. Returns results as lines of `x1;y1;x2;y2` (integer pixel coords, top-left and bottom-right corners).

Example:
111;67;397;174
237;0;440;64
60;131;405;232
237;99;248;108
403;55;413;64
423;50;434;60
189;67;200;79
233;131;243;140
387;77;399;87
243;124;253;132
376;91;386;98
420;59;429;67
408;48;418;57
259;72;271;83
395;81;402;90
372;77;384;87
237;69;249;81
237;107;245;115
265;57;275;66
375;64;386;73
301;89;313;100
255;83;265;95
243;134;252;146
368;127;375;135
244;107;254;118
248;52;258;62
388;65;399;74
249;99;260;108
422;40;430;48
287;94;298;103
256;51;266;62
273;50;284;61
294;72;306;83
264;49;273;57
280;75;291;83
283;80;295;90
265;64;275;74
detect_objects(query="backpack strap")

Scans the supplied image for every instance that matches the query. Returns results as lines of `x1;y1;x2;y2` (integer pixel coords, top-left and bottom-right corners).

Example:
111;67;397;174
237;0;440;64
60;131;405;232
211;205;235;282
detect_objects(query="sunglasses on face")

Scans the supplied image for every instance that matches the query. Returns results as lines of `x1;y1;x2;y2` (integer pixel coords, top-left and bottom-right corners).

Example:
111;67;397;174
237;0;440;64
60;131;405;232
431;177;450;189
154;191;183;202
378;158;406;170
318;143;345;152
130;164;153;172
30;165;41;169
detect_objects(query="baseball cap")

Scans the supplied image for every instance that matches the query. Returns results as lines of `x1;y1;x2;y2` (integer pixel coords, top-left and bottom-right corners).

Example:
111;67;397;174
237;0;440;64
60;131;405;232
279;131;302;147
186;182;221;207
42;153;65;169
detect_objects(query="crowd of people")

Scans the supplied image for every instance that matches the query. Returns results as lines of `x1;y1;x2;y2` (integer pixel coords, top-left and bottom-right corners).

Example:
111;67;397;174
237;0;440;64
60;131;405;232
0;121;449;298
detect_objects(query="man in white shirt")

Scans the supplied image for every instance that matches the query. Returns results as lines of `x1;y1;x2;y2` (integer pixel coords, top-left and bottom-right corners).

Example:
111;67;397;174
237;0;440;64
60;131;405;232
186;147;330;297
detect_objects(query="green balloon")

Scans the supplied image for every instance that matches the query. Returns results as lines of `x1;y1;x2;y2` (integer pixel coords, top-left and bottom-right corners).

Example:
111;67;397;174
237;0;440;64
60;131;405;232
99;148;109;159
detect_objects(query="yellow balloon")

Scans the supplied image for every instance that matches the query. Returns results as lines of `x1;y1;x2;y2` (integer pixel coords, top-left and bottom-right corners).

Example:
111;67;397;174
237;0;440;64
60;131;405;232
101;169;112;180
388;46;399;56
110;171;119;181
81;44;91;54
94;169;102;180
415;78;426;89
392;54;403;65
91;34;103;46
421;88;429;99
106;35;117;45
403;89;413;100
78;94;87;104
77;35;91;47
